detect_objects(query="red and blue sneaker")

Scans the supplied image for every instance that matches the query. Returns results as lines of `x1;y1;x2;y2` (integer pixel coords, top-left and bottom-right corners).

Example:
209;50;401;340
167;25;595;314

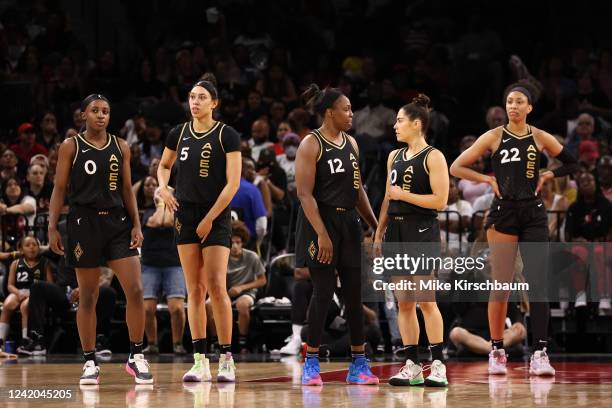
301;357;323;386
346;357;379;385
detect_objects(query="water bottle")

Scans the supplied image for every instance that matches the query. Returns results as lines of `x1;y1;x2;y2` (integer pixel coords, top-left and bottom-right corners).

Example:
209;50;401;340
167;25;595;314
5;340;15;354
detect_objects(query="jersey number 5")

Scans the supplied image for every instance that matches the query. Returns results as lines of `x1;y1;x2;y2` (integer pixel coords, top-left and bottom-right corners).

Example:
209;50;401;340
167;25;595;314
327;158;345;174
180;147;190;161
499;148;520;164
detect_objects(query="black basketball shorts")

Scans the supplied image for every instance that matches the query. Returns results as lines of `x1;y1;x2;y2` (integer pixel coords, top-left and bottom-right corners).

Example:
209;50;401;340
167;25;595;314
67;206;139;268
383;214;441;276
295;205;363;269
485;198;548;241
174;201;231;248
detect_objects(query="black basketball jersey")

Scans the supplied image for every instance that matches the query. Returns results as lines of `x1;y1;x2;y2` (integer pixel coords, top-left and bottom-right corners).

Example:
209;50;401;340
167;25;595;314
388;146;438;217
14;257;45;289
492;126;540;200
311;130;360;208
166;121;241;204
69;133;124;209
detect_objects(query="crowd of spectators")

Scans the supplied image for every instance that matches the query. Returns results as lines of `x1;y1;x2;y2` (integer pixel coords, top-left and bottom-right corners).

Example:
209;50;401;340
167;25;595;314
0;1;610;355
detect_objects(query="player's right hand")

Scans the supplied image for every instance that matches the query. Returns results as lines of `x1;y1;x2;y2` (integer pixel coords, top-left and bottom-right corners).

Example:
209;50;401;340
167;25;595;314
48;227;64;256
373;239;383;258
488;176;502;199
156;185;178;211
317;233;333;265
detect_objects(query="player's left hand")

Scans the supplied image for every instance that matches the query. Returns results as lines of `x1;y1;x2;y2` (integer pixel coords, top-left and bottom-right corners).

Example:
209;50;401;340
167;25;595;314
535;170;554;195
130;226;144;249
197;216;213;242
388;185;404;201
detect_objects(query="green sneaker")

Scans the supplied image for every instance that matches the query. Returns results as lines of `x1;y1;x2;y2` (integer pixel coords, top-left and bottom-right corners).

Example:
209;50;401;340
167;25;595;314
389;359;424;386
183;353;212;382
425;360;448;387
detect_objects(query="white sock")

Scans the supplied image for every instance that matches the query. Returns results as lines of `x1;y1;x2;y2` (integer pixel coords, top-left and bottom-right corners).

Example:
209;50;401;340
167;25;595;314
292;324;302;340
22;328;29;339
0;322;9;341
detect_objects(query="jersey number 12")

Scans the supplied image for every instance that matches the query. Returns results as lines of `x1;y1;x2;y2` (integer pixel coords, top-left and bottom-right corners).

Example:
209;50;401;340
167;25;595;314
327;158;345;174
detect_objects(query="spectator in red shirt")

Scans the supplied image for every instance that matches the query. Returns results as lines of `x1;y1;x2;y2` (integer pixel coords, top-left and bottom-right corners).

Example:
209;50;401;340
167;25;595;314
10;123;48;167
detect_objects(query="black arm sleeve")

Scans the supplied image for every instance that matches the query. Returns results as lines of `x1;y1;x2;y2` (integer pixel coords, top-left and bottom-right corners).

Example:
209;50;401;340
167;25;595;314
165;124;185;151
551;147;579;178
221;125;241;153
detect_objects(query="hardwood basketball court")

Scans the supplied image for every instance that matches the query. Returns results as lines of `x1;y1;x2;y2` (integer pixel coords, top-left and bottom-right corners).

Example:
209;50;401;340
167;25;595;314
1;354;611;407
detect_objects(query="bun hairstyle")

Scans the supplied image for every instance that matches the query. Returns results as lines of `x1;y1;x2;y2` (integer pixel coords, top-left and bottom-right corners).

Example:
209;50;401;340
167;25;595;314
80;93;110;112
192;72;219;100
301;83;344;115
401;93;431;132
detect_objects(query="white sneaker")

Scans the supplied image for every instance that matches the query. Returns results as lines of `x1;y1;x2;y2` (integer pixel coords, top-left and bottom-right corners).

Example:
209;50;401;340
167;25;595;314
126;354;154;384
183;353;212;382
80;360;100;385
599;298;611;311
488;349;508;375
389;359;424;386
575;291;587;308
529;348;555;376
217;352;236;382
279;335;302;355
425;360;448;387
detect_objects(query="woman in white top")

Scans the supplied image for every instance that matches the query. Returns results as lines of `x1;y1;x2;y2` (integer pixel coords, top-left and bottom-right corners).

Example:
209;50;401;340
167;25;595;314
540;177;568;241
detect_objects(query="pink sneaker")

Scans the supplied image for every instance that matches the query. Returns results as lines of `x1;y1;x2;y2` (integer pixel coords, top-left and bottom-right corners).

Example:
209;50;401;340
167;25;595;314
488;349;507;375
529;348;555;376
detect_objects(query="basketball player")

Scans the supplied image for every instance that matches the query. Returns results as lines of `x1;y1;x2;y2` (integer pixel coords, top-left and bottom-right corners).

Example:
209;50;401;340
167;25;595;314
295;84;379;386
450;83;578;376
374;95;450;387
48;94;153;385
157;73;241;383
0;236;52;355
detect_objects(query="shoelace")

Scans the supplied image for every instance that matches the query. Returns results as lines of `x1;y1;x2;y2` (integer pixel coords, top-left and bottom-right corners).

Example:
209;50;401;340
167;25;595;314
354;359;373;375
398;364;417;378
492;351;507;364
304;359;319;377
537;351;550;365
134;356;150;373
220;359;233;371
403;363;421;376
83;362;98;375
431;362;445;378
191;359;203;371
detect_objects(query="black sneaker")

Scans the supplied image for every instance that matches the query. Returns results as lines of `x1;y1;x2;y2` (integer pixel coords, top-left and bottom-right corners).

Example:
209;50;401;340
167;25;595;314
17;331;46;356
125;354;154;384
95;334;112;357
